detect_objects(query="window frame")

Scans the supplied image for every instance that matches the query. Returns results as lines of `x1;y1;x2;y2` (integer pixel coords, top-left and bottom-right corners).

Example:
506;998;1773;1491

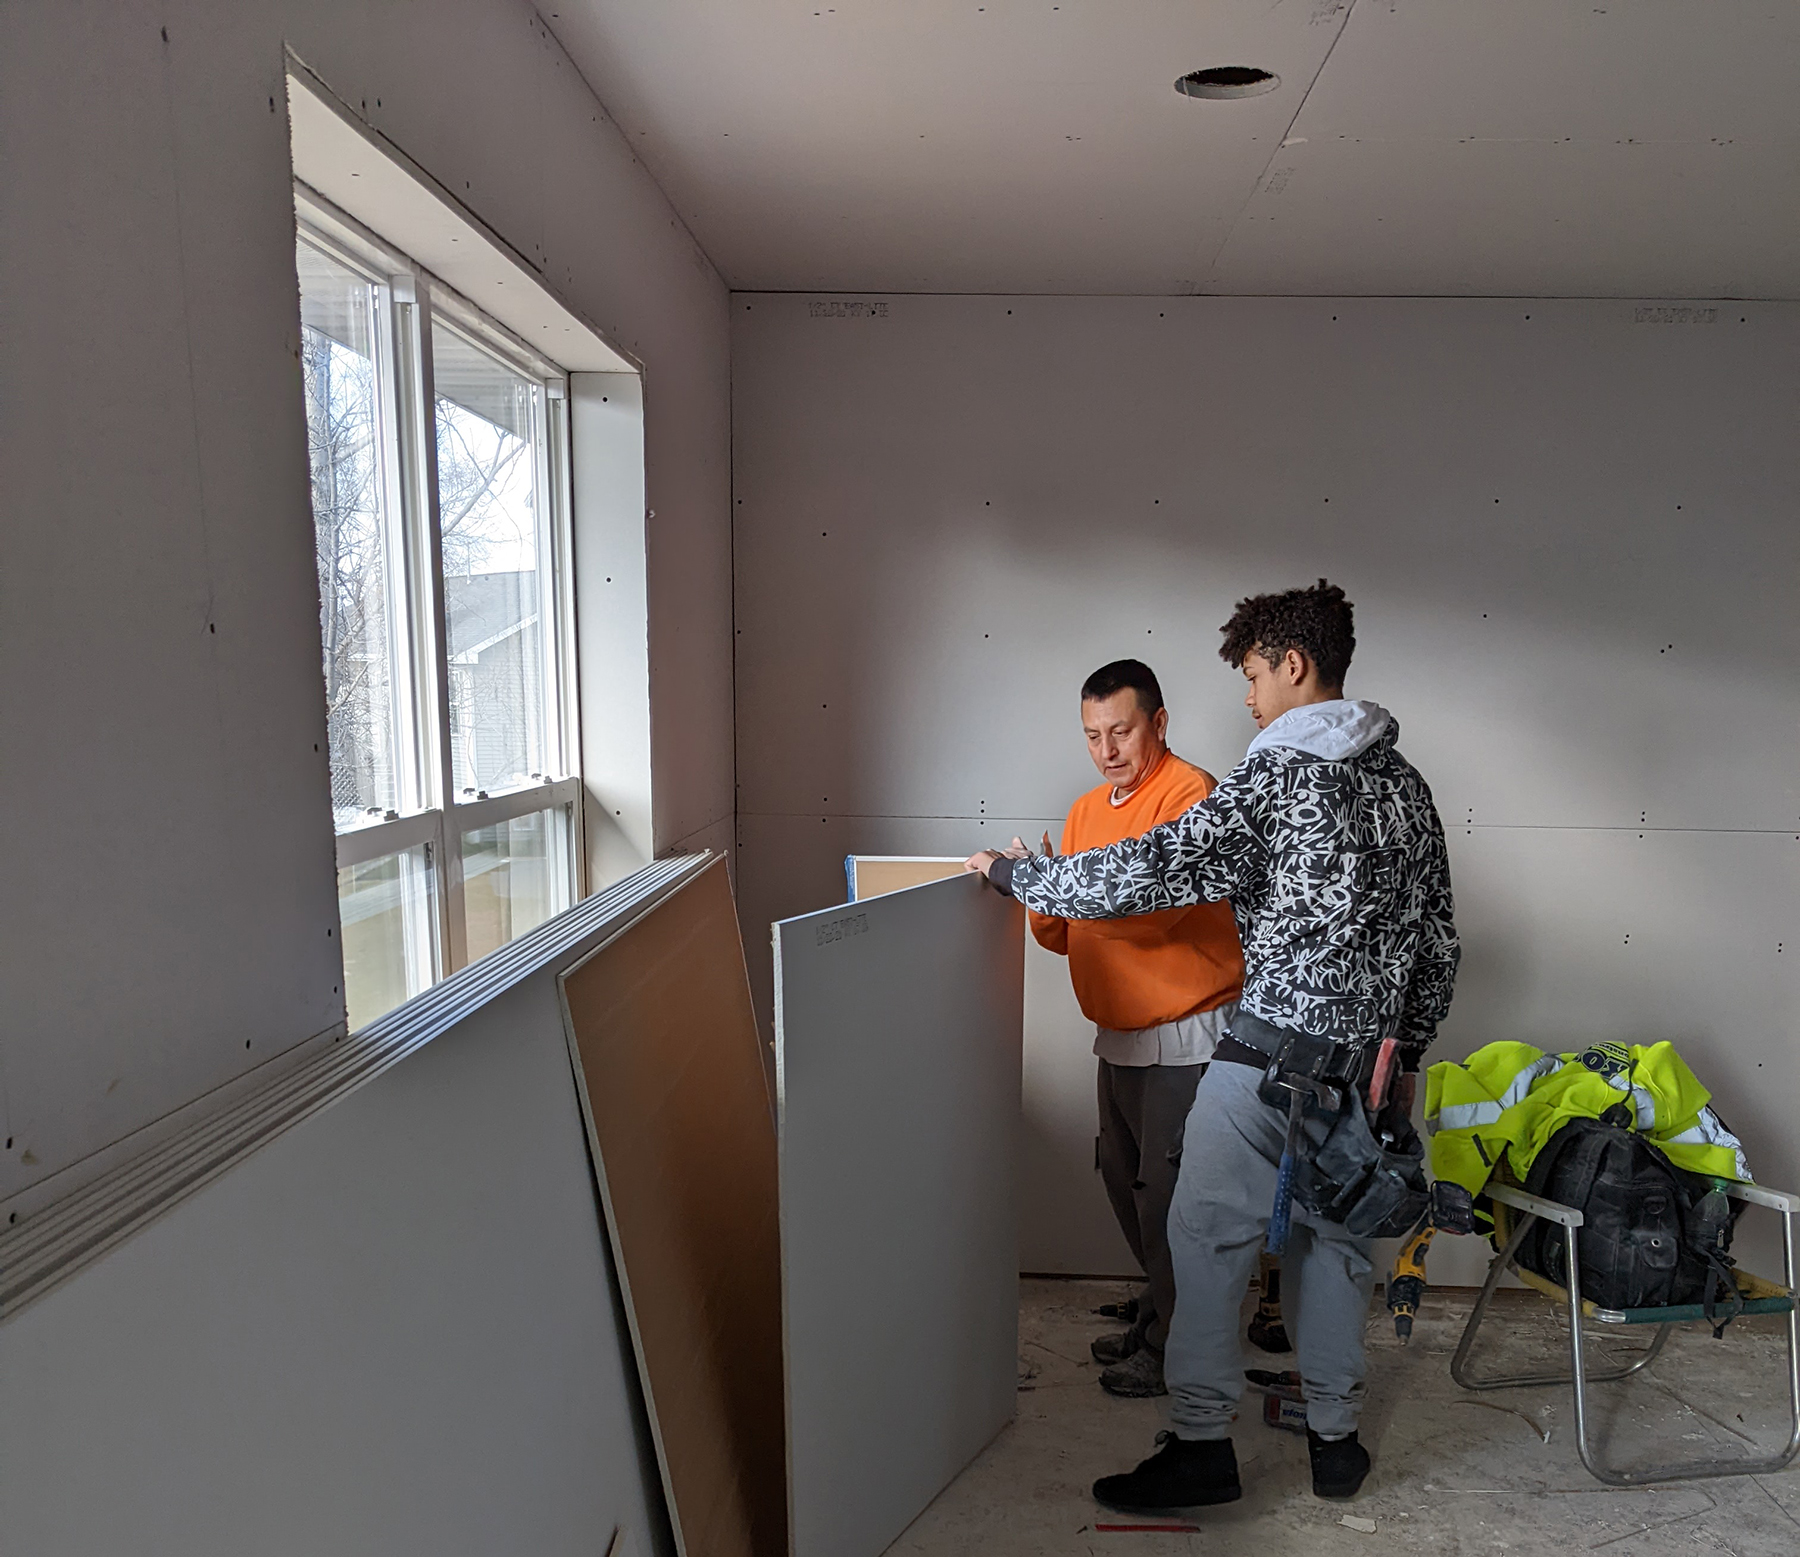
296;187;585;998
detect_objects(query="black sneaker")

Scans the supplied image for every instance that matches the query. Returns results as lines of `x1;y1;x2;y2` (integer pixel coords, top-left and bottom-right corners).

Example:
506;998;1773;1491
1090;1327;1143;1366
1307;1429;1371;1499
1092;1433;1241;1514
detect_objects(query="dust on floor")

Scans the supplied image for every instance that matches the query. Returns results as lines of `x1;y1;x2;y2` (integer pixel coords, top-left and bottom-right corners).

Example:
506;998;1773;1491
883;1276;1800;1556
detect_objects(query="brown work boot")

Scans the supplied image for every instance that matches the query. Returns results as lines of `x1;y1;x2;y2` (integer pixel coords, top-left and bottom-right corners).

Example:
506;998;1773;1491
1099;1346;1167;1397
1090;1326;1143;1366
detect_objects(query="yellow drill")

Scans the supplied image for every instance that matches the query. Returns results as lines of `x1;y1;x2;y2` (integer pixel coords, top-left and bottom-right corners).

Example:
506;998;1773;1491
1386;1222;1435;1342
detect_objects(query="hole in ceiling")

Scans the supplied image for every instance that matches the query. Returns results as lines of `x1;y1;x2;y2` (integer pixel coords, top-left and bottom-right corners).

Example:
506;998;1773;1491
1175;66;1279;100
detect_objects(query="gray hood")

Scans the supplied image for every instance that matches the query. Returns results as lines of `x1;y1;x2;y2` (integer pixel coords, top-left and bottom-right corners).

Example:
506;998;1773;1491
1246;698;1394;761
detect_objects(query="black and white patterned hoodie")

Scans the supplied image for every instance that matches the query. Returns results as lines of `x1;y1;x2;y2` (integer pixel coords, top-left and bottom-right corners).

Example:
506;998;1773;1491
992;700;1459;1066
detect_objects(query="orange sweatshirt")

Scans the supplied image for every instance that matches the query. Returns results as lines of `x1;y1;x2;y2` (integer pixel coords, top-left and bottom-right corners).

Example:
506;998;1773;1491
1029;752;1245;1032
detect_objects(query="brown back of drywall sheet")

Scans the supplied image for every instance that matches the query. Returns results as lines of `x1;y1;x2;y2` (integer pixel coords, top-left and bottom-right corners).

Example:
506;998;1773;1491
559;862;786;1557
848;855;966;901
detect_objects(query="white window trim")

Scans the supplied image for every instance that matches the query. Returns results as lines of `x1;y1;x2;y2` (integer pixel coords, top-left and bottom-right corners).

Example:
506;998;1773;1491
298;186;586;986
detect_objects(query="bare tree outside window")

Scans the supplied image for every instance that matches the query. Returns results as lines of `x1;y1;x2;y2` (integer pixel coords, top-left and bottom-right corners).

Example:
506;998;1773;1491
294;212;578;1023
297;243;399;828
433;322;549;797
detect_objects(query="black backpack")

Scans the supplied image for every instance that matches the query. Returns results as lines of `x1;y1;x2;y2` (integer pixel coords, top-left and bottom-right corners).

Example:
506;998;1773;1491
1512;1107;1744;1334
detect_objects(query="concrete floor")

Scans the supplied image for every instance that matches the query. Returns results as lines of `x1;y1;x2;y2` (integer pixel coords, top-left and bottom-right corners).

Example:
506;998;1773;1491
886;1277;1800;1556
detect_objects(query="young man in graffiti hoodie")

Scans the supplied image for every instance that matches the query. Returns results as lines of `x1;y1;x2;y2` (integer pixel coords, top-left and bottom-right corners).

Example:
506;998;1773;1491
968;580;1459;1511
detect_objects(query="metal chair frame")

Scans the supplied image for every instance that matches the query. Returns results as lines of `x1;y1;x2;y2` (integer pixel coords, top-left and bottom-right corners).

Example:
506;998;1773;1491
1450;1178;1800;1486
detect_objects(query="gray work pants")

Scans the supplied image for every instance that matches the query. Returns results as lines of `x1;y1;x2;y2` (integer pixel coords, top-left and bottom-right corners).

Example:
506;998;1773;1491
1165;1059;1377;1440
1096;1059;1202;1354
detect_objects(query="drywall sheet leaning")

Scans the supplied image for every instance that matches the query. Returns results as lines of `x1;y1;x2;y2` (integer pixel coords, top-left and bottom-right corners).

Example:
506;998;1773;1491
559;862;785;1557
774;872;1025;1557
845;854;965;901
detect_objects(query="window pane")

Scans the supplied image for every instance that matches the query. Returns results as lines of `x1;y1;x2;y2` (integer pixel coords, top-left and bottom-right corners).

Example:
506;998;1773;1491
298;242;402;828
338;847;437;1029
433;324;550;797
461;809;563;962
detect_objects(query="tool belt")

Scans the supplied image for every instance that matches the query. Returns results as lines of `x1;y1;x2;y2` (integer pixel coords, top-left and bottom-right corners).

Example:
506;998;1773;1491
1223;1013;1431;1241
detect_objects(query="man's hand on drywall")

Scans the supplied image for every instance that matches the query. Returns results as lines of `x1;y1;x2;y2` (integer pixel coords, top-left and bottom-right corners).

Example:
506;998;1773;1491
965;837;1032;883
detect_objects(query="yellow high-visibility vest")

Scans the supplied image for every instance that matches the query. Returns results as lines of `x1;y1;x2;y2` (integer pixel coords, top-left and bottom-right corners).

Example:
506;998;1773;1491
1425;1039;1751;1197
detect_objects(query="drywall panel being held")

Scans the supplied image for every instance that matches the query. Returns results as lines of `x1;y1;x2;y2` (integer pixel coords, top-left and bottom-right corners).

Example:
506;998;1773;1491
774;871;1024;1557
560;860;785;1557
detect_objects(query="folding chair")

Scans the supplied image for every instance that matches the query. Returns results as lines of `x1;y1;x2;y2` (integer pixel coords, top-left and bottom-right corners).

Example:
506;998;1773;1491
1450;1177;1800;1486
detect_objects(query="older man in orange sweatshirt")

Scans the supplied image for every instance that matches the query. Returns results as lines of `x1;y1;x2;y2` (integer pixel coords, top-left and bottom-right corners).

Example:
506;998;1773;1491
1032;659;1245;1397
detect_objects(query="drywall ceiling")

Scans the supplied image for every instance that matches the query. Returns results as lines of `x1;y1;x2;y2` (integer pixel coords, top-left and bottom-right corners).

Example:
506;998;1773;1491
541;1;1800;297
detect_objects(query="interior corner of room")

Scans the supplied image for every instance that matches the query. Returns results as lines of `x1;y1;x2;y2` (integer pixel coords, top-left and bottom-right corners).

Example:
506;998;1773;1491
2;3;1797;1556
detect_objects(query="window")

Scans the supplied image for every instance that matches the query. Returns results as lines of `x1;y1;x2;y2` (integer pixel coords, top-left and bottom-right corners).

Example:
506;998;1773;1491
295;197;580;1029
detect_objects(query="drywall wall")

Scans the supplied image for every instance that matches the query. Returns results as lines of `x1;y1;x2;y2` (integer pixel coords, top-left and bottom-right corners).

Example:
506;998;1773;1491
775;872;1023;1557
0;0;733;1203
0;945;671;1557
732;294;1800;1285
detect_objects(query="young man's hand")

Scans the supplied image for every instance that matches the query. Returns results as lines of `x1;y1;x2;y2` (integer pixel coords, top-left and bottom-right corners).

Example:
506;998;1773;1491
964;837;1032;879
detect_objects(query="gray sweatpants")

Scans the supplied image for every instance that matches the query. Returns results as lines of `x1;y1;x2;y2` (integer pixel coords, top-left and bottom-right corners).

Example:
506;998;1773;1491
1165;1059;1378;1440
1096;1060;1202;1354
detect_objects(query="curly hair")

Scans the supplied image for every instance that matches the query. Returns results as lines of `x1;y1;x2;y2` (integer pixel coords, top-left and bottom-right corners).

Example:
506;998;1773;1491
1217;579;1355;690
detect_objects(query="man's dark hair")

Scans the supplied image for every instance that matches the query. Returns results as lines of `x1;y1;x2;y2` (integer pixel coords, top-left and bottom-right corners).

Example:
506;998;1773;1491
1081;658;1164;716
1217;579;1355;690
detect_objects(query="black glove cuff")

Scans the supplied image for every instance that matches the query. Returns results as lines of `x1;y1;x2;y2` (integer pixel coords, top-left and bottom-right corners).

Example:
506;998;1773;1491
987;856;1017;898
